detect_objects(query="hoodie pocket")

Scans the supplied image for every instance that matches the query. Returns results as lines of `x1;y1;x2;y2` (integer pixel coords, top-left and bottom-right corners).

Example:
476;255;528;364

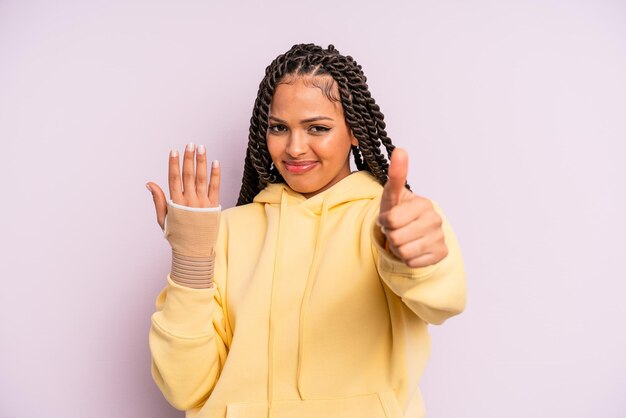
225;391;405;418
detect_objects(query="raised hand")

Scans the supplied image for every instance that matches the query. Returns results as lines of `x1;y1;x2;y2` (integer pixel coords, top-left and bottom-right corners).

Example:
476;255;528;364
146;142;221;230
378;147;448;268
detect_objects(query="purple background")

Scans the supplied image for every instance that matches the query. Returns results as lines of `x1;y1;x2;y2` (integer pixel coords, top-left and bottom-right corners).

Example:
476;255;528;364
1;1;624;417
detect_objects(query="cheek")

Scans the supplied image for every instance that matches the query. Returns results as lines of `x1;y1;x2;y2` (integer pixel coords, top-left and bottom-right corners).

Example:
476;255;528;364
266;136;281;160
318;134;352;158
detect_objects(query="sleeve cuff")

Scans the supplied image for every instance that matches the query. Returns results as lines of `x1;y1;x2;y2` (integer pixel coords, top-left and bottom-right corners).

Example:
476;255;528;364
154;274;218;337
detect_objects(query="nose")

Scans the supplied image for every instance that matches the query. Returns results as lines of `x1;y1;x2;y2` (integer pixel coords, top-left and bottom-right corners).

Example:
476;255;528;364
285;130;308;157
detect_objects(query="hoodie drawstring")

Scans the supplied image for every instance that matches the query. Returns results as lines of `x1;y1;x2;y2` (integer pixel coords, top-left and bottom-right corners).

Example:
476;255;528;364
296;197;330;398
267;188;288;417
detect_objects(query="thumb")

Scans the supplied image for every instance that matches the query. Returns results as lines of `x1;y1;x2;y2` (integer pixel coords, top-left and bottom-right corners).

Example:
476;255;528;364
381;147;408;212
146;182;167;231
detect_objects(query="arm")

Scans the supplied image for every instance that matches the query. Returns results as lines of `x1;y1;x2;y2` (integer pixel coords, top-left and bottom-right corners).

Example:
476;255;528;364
149;201;231;410
146;144;229;409
371;199;467;325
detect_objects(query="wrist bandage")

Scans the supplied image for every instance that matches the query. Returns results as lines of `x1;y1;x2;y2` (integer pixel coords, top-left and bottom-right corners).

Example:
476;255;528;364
163;200;221;289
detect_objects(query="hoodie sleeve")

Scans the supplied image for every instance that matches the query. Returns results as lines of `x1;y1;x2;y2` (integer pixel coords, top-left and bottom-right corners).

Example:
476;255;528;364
370;198;467;325
149;206;231;411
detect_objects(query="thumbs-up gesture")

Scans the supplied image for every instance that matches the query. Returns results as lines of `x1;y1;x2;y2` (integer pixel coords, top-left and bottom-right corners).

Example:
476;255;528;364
378;148;448;268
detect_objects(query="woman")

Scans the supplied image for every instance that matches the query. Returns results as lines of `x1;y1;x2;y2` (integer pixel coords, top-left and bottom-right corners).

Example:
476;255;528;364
145;43;466;418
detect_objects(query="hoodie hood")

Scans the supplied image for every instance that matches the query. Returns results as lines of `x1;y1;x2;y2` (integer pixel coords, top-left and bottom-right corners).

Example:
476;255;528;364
252;170;383;214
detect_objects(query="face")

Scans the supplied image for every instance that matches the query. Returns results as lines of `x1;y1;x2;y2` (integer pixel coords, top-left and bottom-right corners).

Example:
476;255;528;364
266;75;358;199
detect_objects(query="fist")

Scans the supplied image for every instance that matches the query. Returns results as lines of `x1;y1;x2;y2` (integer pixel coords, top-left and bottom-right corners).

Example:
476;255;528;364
378;147;448;268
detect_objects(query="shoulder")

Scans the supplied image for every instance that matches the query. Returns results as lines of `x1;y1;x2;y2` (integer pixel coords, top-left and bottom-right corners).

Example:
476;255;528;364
221;202;266;226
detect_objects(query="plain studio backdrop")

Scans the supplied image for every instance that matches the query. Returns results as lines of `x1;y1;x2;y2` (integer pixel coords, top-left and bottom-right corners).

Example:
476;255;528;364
0;0;624;417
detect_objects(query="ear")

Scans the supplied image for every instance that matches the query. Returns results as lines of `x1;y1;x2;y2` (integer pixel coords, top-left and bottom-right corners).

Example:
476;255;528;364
350;131;358;147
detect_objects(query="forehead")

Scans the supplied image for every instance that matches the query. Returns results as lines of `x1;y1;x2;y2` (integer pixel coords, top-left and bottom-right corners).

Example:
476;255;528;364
269;75;343;120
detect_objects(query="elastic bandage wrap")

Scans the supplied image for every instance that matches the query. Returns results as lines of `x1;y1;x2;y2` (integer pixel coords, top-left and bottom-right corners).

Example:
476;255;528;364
163;200;221;289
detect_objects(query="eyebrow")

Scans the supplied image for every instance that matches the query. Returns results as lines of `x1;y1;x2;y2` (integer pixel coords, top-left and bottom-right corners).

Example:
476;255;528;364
268;115;335;124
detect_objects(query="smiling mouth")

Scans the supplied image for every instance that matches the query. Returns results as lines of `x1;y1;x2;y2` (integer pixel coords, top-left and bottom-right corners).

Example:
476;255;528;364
284;161;318;173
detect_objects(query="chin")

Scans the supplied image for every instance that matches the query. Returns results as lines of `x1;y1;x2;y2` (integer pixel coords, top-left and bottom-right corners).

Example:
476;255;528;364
282;177;319;194
285;180;314;193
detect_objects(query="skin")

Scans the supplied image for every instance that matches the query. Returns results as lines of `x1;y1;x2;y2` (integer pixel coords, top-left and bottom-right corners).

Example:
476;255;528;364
378;148;449;268
146;142;221;231
145;74;449;268
266;75;358;199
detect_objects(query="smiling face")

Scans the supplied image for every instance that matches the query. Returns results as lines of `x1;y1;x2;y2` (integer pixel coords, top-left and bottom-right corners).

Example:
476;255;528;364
266;74;358;199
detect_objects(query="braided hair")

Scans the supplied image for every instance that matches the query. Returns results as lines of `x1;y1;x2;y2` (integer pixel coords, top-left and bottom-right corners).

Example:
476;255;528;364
236;43;408;206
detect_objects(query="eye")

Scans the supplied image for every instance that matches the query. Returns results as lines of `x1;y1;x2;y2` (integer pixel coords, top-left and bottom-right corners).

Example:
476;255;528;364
309;125;330;134
268;124;287;134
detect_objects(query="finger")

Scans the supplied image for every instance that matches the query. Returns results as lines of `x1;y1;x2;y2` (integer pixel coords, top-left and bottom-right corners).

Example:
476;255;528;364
182;142;196;198
387;241;401;259
168;149;183;203
403;232;448;267
388;147;409;199
405;253;438;269
393;236;430;262
378;196;426;229
383;218;427;247
146;182;168;230
381;147;409;212
195;144;208;198
208;159;221;207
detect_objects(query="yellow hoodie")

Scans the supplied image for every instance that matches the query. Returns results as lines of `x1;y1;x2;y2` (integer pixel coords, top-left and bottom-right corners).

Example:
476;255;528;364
149;170;466;418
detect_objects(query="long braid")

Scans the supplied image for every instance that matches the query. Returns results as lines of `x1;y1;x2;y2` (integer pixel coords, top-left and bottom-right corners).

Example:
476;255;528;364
236;43;408;206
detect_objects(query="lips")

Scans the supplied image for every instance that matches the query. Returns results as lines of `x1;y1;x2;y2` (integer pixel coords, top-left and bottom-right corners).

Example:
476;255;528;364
284;160;318;174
